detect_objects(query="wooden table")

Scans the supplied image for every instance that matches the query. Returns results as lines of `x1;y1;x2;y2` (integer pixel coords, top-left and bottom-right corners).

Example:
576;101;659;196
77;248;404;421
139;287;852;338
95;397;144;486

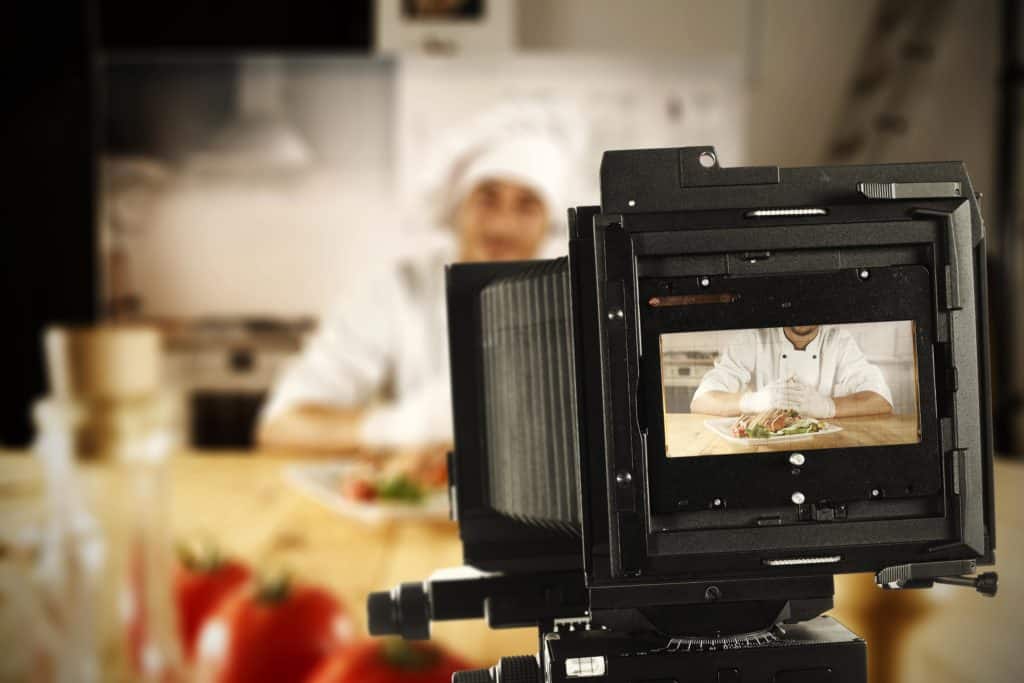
665;412;920;456
167;454;542;666
0;451;536;673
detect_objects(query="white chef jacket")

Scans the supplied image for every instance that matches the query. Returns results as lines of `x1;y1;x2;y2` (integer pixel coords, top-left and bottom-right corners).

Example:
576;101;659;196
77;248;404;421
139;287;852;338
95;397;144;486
692;326;893;405
260;232;566;446
259;233;455;444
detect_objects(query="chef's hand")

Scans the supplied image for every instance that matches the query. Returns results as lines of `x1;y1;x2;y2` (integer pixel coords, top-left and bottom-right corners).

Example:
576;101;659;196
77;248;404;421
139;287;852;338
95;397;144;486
787;381;836;418
739;379;799;413
360;377;453;449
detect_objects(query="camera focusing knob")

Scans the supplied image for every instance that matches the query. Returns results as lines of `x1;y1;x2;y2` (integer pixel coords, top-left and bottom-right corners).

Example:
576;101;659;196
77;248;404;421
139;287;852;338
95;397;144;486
366;582;430;640
495;656;540;682
453;656;540;683
452;669;492;683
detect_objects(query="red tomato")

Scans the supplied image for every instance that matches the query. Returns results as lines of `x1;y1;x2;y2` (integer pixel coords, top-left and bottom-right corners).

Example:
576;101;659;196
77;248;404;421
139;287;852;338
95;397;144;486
418;458;449;489
306;639;469;683
174;554;251;661
196;580;353;683
342;477;377;502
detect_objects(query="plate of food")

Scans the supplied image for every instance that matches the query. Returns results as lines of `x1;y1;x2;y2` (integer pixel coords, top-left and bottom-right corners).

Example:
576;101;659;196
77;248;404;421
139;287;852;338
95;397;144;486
704;408;842;445
284;451;451;525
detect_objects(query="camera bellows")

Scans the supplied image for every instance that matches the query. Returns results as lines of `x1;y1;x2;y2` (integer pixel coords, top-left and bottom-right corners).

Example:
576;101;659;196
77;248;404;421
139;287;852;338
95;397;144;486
480;258;581;533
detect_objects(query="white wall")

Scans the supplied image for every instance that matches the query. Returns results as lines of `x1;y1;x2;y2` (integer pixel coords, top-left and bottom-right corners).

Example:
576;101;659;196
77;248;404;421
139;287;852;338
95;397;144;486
132;168;399;317
519;0;876;166
112;58;402;318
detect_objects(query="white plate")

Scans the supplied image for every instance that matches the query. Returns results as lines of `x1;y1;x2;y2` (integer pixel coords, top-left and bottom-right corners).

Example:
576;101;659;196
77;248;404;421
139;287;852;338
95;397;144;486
284;461;450;525
703;417;842;446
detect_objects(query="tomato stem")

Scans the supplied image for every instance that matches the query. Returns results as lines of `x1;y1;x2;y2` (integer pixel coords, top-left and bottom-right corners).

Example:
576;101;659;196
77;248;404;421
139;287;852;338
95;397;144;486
176;540;223;571
255;570;293;603
380;639;440;670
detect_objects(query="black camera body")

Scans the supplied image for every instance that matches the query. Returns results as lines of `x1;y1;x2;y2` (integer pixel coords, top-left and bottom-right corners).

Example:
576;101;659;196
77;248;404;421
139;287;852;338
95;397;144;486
369;147;997;682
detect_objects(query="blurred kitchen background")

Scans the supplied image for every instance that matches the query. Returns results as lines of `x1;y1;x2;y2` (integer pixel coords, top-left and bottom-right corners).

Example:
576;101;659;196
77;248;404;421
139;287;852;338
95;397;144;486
2;1;1022;682
6;0;1019;451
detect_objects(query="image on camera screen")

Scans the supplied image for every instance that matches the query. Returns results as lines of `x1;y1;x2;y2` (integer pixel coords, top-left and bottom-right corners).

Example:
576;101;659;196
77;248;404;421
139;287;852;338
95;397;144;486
660;321;921;457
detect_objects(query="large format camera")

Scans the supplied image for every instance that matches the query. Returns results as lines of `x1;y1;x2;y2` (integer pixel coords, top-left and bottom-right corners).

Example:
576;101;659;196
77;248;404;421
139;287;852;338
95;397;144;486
368;147;998;682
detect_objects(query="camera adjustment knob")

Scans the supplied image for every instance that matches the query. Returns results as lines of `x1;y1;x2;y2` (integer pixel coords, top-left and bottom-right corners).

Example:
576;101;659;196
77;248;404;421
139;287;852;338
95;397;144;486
366;591;397;635
452;669;494;683
495;656;540;683
452;656;540;683
366;582;430;640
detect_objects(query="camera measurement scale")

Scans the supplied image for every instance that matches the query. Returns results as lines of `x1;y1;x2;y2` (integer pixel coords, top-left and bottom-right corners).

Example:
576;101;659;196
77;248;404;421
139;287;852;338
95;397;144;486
367;148;998;682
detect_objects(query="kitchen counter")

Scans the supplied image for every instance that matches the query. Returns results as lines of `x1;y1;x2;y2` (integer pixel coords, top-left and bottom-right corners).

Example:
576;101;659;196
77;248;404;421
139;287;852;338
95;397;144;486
1;451;1020;682
666;412;919;456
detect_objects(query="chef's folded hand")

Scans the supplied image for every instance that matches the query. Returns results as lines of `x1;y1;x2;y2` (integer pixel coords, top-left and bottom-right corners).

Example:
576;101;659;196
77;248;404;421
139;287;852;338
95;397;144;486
786;381;837;418
739;379;801;413
360;377;454;449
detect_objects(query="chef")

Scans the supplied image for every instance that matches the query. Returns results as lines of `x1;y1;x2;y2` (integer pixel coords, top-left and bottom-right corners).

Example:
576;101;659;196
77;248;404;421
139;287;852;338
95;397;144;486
257;103;581;453
689;325;893;418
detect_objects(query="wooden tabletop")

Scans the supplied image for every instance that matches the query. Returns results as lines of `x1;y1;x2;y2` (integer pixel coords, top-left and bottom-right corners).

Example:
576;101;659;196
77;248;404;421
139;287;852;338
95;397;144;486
665;412;920;456
0;451;536;671
168;454;542;666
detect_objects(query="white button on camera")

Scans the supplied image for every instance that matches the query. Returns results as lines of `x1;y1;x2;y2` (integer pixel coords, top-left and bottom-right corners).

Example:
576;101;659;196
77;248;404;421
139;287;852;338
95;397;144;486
791;491;806;505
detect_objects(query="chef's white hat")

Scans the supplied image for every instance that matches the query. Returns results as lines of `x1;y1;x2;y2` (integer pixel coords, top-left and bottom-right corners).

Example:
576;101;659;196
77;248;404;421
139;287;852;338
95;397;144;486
451;133;569;224
418;100;586;233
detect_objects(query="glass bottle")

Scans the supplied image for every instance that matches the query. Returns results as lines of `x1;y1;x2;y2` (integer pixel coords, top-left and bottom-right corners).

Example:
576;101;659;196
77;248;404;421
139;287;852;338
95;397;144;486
32;326;185;682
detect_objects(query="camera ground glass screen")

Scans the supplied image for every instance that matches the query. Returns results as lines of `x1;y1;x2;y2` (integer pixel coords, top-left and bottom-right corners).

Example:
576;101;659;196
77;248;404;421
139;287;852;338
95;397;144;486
660;322;921;457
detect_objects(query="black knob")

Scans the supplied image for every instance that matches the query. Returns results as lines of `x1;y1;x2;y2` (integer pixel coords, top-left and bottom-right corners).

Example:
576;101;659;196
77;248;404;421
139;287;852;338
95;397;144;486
366;591;398;636
452;669;493;683
451;657;539;683
976;572;999;597
365;583;431;640
496;656;540;683
396;582;431;639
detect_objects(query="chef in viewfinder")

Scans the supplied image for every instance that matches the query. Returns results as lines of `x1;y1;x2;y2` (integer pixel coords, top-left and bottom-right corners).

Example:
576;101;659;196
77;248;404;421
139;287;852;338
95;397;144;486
689;325;893;418
257;104;582;453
